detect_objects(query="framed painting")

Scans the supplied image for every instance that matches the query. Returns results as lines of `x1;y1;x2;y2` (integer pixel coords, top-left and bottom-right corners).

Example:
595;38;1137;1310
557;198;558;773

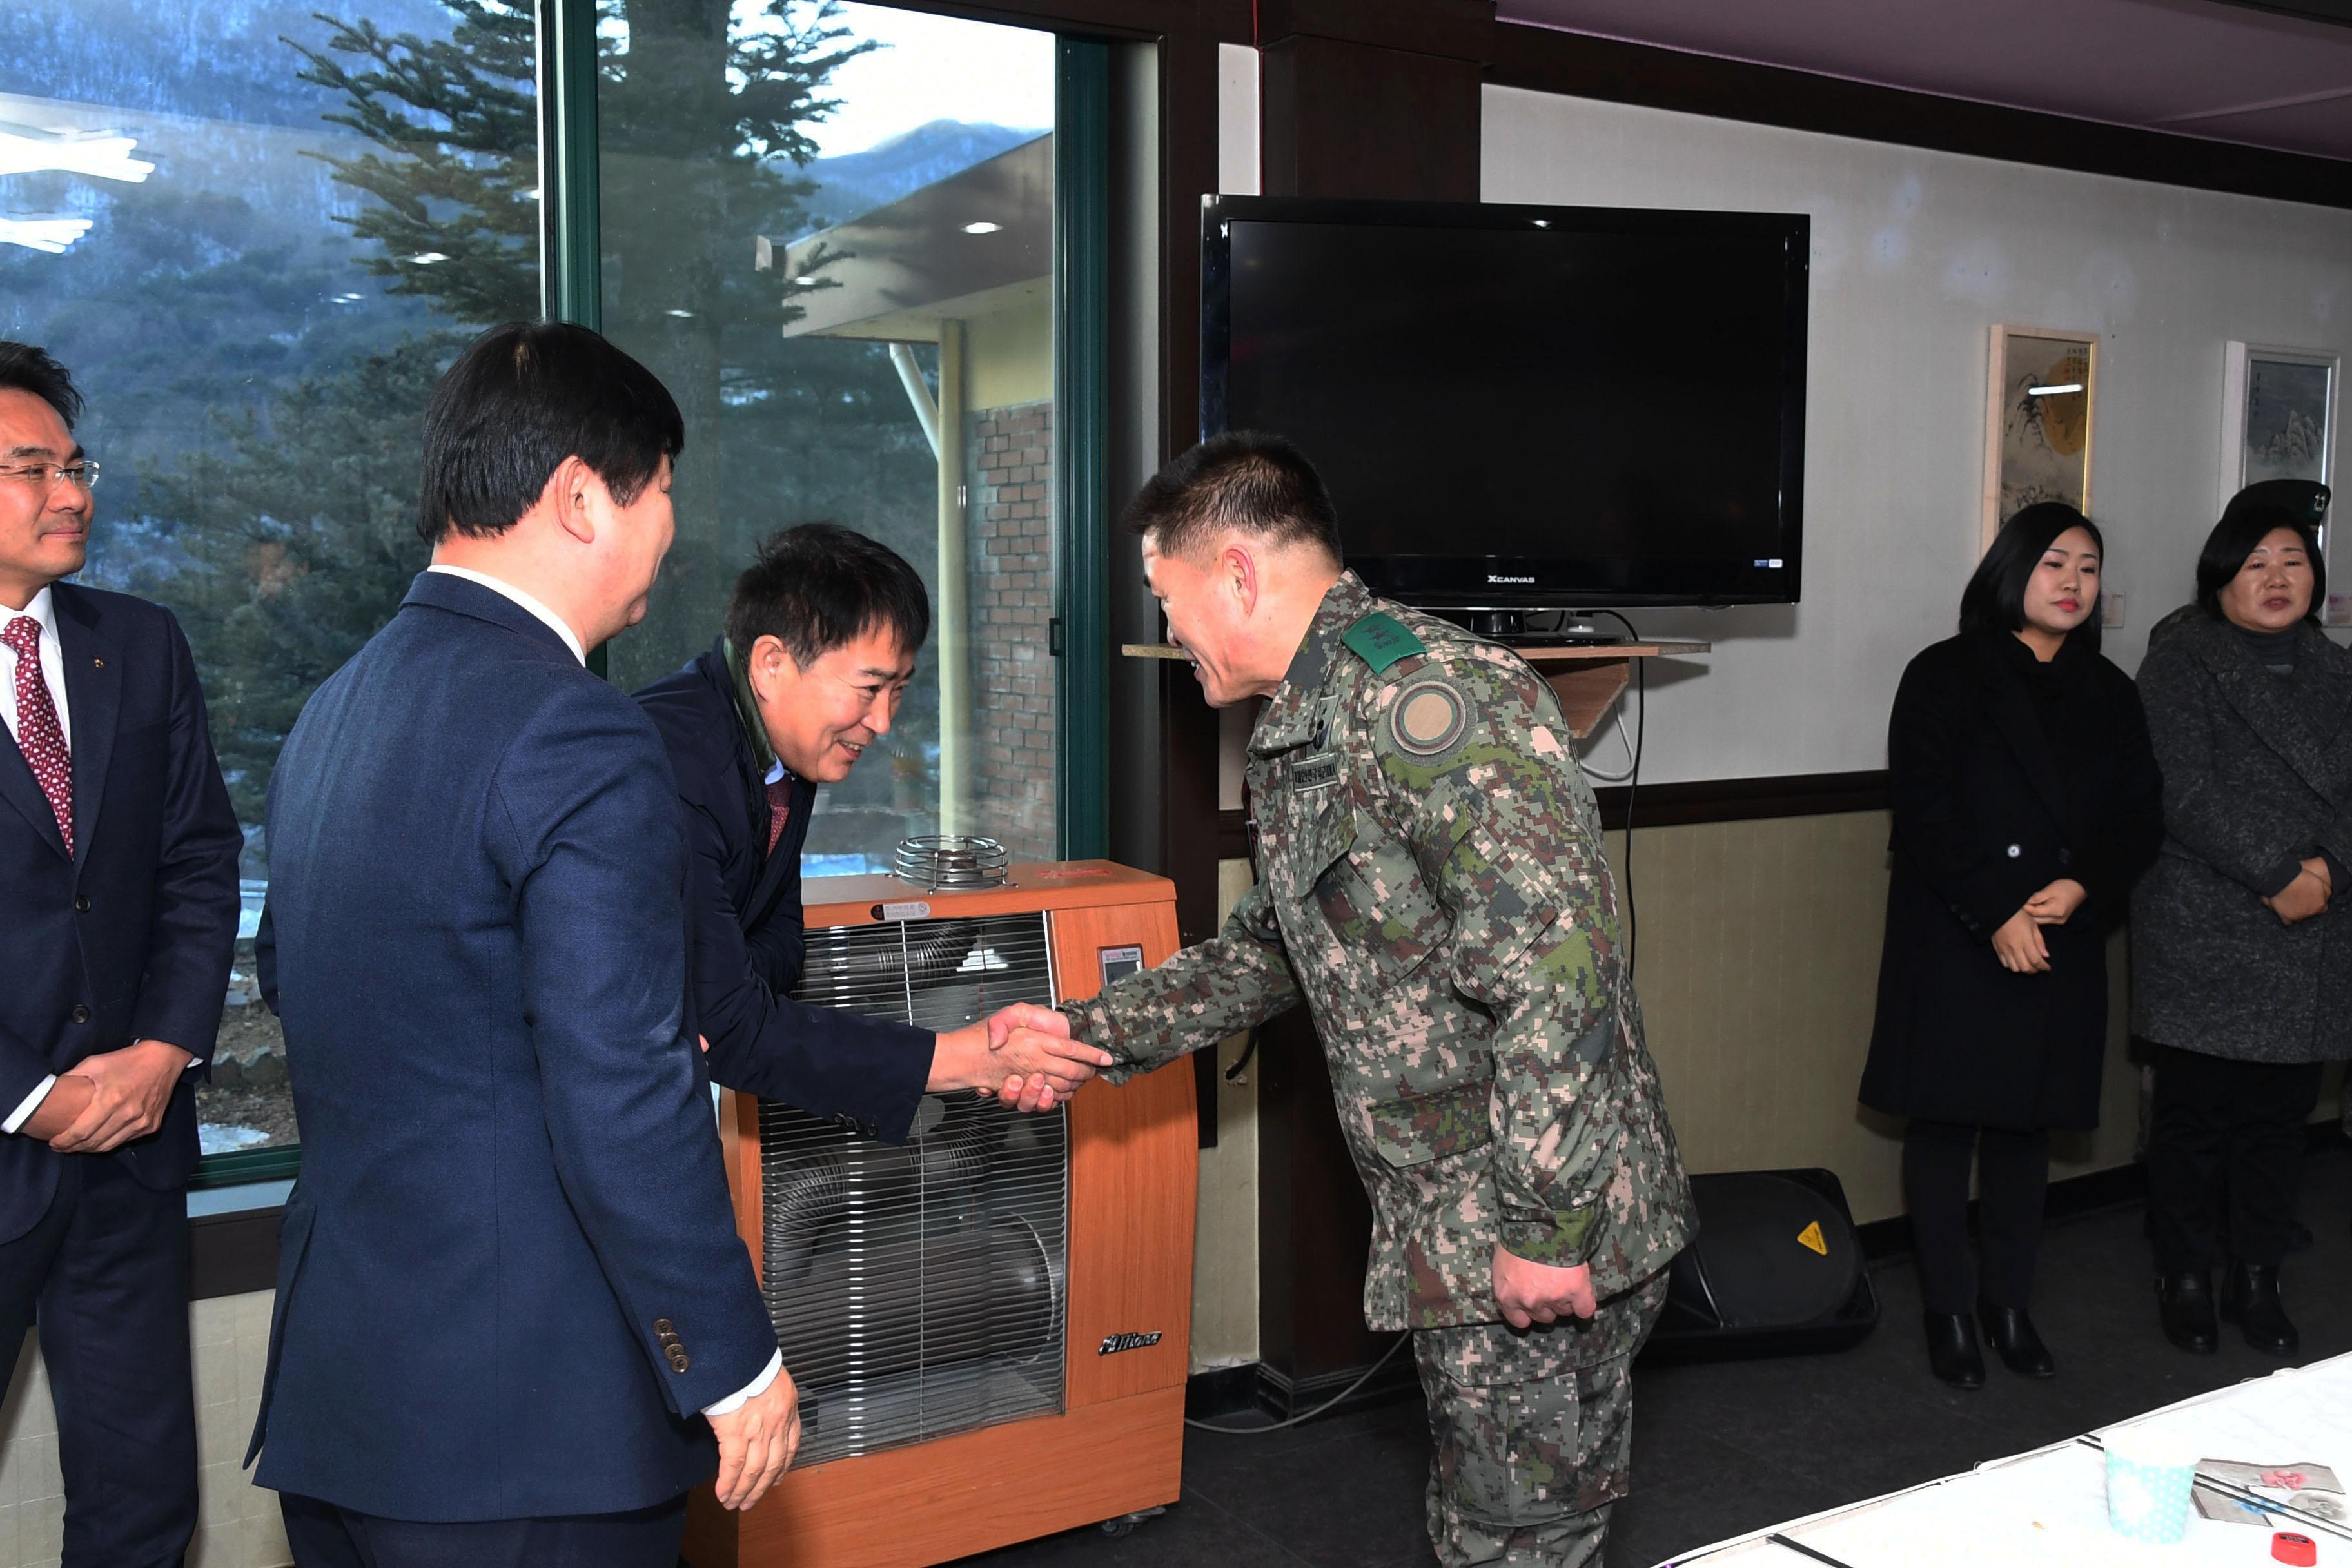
1982;326;2099;549
2219;342;2337;511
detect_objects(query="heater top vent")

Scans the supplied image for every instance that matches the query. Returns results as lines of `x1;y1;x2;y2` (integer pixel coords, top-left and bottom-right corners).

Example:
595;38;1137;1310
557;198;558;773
893;834;1011;890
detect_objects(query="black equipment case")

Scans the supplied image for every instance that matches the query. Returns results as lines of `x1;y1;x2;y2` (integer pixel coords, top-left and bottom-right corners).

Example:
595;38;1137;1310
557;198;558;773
1643;1167;1879;1362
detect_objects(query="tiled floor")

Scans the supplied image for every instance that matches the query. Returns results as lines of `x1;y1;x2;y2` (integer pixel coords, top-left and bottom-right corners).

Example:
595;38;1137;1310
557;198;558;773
967;1142;2352;1568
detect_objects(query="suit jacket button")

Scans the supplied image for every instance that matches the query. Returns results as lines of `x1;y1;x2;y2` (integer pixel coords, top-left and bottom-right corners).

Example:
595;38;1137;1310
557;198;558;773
669;1351;691;1373
654;1318;675;1335
2005;844;2021;858
2058;849;2073;866
69;1005;90;1024
73;895;90;912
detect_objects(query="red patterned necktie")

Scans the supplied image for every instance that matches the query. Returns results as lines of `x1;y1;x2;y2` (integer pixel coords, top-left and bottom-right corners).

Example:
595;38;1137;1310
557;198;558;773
4;615;72;855
766;776;792;857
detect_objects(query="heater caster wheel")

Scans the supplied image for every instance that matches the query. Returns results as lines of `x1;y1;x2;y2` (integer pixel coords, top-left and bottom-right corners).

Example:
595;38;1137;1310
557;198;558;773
1099;1506;1168;1538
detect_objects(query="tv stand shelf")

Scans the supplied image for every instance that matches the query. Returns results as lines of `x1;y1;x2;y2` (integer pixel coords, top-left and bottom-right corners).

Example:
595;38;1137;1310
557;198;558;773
1119;640;1709;740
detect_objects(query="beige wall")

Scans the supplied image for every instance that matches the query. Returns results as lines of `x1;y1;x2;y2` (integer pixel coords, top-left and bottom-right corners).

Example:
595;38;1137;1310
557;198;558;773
1481;85;2352;784
1177;808;2347;1353
1;1292;288;1568
1188;857;1263;1370
1615;810;2140;1223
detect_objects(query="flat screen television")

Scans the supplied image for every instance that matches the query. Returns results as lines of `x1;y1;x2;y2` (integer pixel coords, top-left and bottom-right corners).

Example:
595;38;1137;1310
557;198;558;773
1201;195;1810;611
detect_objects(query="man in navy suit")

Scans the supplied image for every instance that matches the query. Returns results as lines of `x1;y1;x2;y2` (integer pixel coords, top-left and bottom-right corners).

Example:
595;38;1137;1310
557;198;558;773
0;342;243;1567
252;322;796;1567
635;523;1110;1144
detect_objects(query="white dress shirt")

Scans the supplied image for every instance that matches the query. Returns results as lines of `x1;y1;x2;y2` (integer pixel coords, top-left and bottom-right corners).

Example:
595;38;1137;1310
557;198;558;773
425;565;783;1415
3;587;70;1135
424;564;587;665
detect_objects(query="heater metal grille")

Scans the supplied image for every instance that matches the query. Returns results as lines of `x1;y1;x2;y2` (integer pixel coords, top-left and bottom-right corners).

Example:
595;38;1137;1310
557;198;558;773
761;912;1067;1466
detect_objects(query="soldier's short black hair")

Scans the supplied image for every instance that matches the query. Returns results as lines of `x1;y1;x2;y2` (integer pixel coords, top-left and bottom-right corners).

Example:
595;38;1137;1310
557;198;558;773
726;523;930;669
417;320;683;545
2194;500;2327;625
0;342;84;431
1120;431;1344;564
1958;501;2104;655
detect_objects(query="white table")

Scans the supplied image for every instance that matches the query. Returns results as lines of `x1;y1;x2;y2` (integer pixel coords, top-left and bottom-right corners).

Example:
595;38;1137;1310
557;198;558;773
1663;1353;2352;1567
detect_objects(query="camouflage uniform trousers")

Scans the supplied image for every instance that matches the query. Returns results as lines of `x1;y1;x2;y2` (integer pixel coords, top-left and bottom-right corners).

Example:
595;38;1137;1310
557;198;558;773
1411;1273;1669;1568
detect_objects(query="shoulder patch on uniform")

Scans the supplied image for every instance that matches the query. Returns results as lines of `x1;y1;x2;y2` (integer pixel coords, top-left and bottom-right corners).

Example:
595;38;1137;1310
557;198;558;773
1341;612;1426;674
1387;674;1469;757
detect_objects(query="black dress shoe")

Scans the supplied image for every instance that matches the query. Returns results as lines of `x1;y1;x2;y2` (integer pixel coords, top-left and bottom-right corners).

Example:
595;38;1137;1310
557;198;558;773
1977;1302;2056;1378
1923;1311;1986;1388
2220;1261;2300;1356
2156;1269;2219;1354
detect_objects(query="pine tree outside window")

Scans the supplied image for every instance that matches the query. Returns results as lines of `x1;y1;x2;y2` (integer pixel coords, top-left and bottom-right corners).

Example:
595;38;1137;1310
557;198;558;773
2;0;1101;1194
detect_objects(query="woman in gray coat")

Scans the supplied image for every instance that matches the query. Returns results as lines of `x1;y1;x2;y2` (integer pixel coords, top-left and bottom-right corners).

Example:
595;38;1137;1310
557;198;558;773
2132;480;2344;1359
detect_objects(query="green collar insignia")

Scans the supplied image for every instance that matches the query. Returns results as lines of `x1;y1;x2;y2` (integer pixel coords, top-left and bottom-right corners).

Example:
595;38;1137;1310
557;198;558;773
723;637;779;776
1341;611;1426;674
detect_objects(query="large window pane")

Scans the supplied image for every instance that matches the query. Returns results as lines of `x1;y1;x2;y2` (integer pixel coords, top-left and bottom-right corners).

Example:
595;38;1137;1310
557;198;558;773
0;1;538;1160
599;1;1059;870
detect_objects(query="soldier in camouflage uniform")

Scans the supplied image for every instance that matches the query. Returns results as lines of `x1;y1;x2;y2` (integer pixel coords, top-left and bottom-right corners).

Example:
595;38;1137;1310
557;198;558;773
1028;433;1695;1566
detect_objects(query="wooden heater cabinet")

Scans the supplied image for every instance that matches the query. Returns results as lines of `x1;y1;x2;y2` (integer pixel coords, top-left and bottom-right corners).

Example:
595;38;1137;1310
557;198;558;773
683;861;1195;1568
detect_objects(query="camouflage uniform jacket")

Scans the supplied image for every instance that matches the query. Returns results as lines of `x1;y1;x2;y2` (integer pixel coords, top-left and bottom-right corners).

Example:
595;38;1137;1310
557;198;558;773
1064;573;1694;1344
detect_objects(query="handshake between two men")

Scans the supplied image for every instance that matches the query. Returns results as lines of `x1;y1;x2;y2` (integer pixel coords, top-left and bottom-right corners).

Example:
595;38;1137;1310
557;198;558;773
698;1003;1110;1115
941;1003;1113;1110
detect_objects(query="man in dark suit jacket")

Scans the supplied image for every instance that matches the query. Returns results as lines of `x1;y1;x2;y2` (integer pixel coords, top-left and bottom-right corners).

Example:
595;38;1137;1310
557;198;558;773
251;322;797;1567
635;524;1109;1144
0;342;242;1567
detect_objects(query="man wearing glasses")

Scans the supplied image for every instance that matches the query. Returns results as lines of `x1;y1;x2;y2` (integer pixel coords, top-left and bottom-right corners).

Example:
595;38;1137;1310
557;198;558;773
0;341;244;1567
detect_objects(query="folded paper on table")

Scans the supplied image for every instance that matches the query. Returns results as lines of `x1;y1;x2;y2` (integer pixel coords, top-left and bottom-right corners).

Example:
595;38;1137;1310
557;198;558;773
2193;1460;2346;1527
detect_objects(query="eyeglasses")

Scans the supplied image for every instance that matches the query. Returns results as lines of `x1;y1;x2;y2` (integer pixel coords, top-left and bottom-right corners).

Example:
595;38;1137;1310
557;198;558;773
0;460;100;492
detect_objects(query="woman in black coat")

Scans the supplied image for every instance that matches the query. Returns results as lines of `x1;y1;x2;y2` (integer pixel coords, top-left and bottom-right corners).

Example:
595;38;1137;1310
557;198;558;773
2133;480;2347;1360
1860;503;2163;1387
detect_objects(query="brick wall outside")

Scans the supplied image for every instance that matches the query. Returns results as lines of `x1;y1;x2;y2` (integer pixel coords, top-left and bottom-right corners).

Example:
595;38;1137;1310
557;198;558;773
964;400;1055;862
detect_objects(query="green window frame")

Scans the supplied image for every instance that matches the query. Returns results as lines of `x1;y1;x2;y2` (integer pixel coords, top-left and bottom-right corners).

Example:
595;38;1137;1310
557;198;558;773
192;1;1113;1192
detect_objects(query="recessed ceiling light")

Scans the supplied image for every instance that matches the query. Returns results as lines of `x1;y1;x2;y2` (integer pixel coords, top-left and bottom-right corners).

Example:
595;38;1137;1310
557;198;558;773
2026;382;2084;397
961;220;1002;235
1532;219;1551;228
666;308;694;318
792;274;818;286
406;251;450;264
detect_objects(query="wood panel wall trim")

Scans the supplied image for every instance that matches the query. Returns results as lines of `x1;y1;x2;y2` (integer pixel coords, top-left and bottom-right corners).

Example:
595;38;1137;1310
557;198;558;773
1485;21;2352;211
1213;769;1891;856
189;1207;282;1301
1255;0;1498;58
1592;769;1891;830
